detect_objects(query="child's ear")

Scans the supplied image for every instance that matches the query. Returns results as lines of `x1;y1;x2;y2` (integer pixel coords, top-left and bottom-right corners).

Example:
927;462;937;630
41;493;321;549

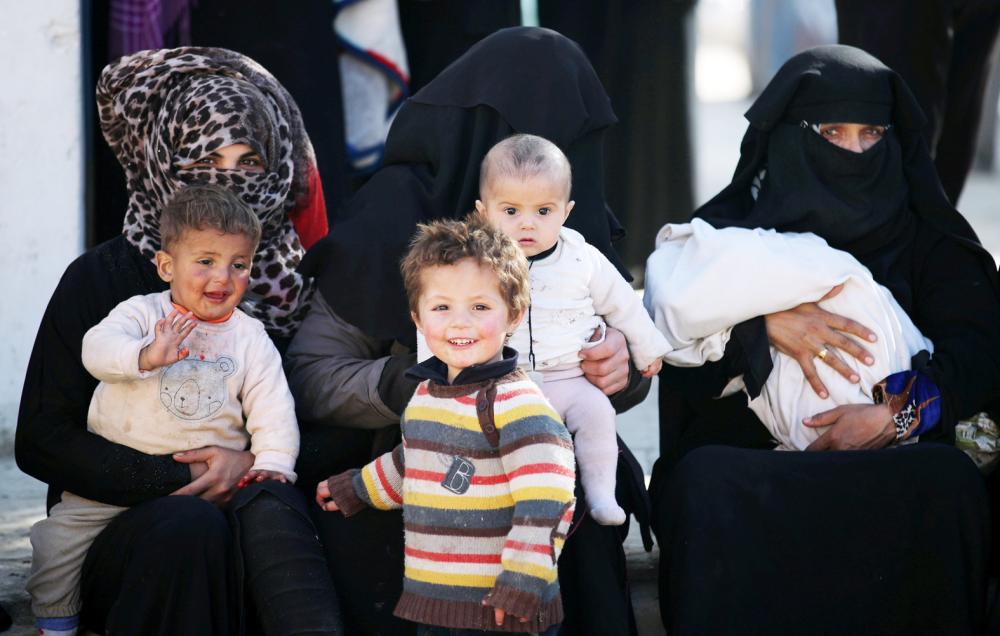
411;311;423;332
474;199;486;215
565;200;575;216
155;250;174;283
508;309;526;332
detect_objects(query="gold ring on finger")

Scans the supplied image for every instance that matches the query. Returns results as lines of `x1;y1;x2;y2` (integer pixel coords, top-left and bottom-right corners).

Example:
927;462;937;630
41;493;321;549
816;346;829;361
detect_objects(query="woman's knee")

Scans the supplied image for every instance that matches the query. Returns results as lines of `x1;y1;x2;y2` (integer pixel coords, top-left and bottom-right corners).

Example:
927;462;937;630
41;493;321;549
140;496;230;553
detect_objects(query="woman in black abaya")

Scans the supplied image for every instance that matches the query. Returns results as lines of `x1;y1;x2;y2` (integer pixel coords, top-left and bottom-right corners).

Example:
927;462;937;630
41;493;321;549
652;45;1000;635
287;26;652;635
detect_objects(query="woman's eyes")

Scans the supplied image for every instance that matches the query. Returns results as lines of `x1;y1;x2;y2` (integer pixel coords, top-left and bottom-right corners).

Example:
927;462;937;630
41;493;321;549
240;155;264;169
861;127;886;139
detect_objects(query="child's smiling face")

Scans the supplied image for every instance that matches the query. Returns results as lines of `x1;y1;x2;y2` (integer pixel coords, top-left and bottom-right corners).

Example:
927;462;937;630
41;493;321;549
155;228;254;321
411;258;523;383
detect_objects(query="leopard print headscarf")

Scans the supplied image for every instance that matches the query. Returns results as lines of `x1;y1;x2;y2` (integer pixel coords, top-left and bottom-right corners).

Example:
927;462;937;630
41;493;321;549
97;47;316;337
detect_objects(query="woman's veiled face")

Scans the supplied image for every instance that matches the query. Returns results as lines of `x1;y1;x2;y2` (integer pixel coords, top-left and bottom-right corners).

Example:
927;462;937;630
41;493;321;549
816;123;887;153
177;143;266;173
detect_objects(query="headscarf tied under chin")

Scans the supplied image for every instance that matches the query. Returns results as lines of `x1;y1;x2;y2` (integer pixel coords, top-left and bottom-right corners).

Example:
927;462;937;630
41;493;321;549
695;44;994;310
97;47;321;337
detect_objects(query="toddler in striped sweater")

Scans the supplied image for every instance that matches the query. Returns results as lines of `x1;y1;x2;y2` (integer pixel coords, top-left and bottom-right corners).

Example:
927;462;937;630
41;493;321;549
316;218;576;634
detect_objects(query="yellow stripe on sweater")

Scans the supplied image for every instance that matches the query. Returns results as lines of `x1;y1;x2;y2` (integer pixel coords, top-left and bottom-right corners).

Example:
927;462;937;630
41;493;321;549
510;486;575;504
503;559;559;583
494;403;562;429
405;406;481;432
406;567;497;588
361;466;390;510
407;491;515;510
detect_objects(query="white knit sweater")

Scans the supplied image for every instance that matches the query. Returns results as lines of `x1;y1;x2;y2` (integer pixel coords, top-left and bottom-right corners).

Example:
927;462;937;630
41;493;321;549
82;290;299;480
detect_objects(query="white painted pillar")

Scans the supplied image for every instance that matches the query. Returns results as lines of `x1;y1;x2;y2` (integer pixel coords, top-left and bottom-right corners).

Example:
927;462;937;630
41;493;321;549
0;1;84;447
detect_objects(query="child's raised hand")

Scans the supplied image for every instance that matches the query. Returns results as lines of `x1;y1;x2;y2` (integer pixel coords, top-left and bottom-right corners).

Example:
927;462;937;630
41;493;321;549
315;479;340;512
139;309;196;371
237;469;289;489
641;358;663;378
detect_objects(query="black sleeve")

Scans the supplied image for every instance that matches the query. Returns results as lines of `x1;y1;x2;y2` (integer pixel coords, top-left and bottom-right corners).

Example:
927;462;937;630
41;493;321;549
658;316;773;400
607;362;651;414
15;249;189;509
909;234;1000;438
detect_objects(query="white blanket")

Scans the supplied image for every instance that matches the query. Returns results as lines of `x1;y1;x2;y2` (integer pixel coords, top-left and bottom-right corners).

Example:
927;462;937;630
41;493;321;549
644;219;932;449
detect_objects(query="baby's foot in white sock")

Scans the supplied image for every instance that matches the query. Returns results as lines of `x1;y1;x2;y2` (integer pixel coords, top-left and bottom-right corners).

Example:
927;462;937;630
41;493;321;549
589;502;626;526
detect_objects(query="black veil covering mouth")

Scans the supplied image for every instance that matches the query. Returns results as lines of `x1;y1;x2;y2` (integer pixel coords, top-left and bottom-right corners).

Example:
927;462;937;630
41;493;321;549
302;26;627;347
694;44;996;308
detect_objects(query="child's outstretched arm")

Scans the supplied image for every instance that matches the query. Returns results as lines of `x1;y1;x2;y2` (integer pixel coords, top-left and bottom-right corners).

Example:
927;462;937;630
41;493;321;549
585;243;670;372
317;444;405;516
82;296;196;383
483;388;576;626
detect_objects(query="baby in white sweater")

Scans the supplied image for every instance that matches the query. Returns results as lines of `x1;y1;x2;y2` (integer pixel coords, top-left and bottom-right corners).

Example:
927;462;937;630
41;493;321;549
28;185;298;636
475;134;669;525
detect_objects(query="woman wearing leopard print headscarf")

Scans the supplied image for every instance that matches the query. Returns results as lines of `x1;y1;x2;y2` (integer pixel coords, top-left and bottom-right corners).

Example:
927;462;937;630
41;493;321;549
97;46;327;338
16;48;339;635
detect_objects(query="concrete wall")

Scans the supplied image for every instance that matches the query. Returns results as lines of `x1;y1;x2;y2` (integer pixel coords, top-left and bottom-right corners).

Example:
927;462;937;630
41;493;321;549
0;2;84;451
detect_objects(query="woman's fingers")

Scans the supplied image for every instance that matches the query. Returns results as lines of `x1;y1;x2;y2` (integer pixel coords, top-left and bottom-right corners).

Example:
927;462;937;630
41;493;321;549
803;406;843;428
805;431;834;451
822;311;877;345
797;352;828;399
815;346;859;384
824;330;874;366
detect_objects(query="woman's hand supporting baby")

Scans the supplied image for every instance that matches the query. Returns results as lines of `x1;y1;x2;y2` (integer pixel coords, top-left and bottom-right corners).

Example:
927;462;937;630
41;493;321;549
803;403;895;450
765;284;877;399
171;446;255;506
580;327;632;394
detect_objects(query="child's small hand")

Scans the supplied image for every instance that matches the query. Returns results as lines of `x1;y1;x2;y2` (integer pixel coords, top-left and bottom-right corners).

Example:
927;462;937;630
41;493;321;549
315;479;340;512
481;602;529;626
237;469;289;489
139;309;197;371
641;358;663;378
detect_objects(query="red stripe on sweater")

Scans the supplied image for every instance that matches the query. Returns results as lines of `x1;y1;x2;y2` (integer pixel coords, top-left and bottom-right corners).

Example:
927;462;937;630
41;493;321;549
504;539;553;556
451;387;540;406
405;546;502;564
406;468;509;486
375;455;403;504
507;463;574;480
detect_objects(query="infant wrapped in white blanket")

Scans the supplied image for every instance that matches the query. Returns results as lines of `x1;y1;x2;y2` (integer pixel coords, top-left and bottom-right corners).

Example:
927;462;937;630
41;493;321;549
644;218;932;450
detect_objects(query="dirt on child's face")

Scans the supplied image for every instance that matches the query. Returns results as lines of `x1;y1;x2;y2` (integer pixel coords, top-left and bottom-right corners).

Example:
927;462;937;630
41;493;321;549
412;259;522;383
156;228;254;321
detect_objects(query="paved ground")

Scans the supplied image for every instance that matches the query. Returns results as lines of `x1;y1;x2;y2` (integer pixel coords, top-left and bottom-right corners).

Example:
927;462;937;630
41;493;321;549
1;95;997;634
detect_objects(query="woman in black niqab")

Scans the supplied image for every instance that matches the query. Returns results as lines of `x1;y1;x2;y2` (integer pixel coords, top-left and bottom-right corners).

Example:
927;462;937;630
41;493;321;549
652;46;1000;635
303;25;627;348
289;27;650;635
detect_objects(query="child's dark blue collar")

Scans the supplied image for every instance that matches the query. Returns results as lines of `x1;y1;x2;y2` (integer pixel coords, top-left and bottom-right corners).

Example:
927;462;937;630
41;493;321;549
405;346;519;386
527;242;558;262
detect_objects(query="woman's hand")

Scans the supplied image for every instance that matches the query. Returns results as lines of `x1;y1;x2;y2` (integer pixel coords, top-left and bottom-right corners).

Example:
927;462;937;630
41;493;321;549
765;284;877;398
579;327;630;395
804;403;895;451
171;446;255;506
315;479;340;512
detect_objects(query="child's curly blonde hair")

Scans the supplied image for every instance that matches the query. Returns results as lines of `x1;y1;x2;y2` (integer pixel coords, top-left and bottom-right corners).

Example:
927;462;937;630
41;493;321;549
401;216;530;319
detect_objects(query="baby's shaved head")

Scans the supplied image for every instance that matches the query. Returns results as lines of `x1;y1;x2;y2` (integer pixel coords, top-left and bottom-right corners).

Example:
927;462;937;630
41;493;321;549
479;134;572;200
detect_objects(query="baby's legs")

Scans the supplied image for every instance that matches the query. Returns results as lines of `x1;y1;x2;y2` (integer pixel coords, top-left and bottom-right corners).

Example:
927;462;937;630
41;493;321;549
27;492;125;635
541;375;625;526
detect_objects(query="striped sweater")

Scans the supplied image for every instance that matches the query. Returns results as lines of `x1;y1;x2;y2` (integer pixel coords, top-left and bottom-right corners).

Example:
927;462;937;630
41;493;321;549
327;366;576;632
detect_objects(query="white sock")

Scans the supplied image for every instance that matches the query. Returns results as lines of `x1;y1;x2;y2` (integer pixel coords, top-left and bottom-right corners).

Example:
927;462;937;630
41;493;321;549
37;614;79;636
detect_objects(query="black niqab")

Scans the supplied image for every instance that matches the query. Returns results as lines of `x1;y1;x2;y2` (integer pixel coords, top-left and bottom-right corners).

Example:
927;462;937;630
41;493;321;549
696;45;994;308
302;27;626;347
